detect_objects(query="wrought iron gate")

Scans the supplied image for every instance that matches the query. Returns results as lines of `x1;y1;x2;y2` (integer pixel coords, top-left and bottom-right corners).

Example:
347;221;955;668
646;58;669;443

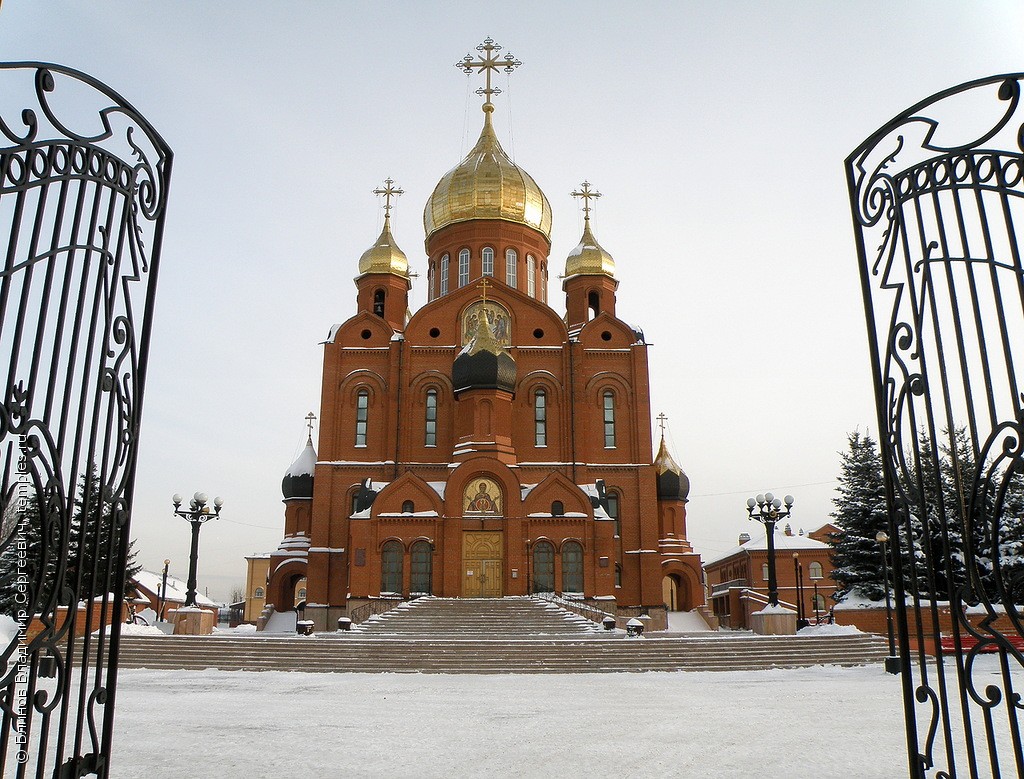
848;75;1024;777
0;63;171;777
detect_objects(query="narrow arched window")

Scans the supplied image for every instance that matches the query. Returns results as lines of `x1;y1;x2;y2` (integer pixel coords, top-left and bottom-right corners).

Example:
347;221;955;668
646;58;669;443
410;540;433;595
809;561;823;580
440;253;450;295
527;255;536;297
402;500;415;513
762;563;770;581
614;565;622;588
588;290;600;320
606;490;620;537
812;594;827;613
602;390;616;448
532;541;555;593
428;263;435;302
355;389;369;447
254;587;264;598
380;540;403;594
506;248;517;287
373;289;385;317
458;248;470;287
551;500;564;516
482;247;494;277
540;262;548;302
534;388;547;447
425;389;438;447
562;541;584;593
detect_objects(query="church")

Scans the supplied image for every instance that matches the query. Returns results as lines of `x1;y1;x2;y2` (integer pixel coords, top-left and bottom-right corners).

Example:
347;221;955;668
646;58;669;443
262;39;703;632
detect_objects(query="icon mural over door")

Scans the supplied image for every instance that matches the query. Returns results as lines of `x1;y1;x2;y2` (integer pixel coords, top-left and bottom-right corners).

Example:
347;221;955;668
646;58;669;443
462;300;511;347
464;477;502;514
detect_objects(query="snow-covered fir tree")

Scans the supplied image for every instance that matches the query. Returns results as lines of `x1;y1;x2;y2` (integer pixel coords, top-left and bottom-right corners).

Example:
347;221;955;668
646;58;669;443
828;431;890;601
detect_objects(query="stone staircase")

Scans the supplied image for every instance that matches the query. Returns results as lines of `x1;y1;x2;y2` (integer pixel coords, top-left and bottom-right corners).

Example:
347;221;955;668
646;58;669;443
116;597;890;674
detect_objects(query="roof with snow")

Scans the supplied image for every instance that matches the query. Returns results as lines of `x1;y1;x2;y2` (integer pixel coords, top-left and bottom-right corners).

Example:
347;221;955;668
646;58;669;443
282;438;317;499
703;531;831;566
132;569;218;608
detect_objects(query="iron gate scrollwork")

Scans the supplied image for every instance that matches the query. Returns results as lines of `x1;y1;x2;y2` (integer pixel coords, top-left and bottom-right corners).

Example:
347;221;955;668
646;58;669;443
848;75;1024;777
0;63;171;777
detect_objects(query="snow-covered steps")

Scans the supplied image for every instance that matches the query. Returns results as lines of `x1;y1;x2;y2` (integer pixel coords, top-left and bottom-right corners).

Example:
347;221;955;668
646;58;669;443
115;632;890;674
353;596;603;637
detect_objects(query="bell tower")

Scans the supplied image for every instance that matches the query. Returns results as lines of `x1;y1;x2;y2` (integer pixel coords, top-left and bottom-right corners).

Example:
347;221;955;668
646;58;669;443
355;178;410;331
563;181;618;328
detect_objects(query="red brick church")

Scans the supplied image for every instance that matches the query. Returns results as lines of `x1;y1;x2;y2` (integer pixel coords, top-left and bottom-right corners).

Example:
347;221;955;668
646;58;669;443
263;40;703;631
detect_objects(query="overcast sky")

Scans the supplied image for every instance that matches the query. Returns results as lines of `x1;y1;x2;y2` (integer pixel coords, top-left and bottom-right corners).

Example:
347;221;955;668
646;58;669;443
2;2;1021;600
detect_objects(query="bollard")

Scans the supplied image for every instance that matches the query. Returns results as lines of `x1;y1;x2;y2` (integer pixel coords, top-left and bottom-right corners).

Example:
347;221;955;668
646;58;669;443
625;617;644;638
602;616;616;631
337;617;352;632
296;619;315;636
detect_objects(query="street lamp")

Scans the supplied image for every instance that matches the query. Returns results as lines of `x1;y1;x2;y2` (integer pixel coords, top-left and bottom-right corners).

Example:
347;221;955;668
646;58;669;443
876;530;900;675
171;492;223;608
746;492;794;607
158;558;170;621
793;552;807;628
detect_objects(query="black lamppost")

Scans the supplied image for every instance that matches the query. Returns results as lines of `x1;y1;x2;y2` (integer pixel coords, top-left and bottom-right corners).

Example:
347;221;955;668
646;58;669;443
746;492;794;607
158;558;170;621
171;492;223;608
793;553;807;628
876;530;901;674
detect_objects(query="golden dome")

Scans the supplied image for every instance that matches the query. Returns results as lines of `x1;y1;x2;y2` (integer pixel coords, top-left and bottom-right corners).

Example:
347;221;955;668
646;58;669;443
424;111;552;242
358;215;408;277
565;219;615;277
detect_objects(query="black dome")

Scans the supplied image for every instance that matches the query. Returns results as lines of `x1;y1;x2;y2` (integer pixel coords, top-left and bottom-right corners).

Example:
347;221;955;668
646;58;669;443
452;312;516;394
282;439;316;499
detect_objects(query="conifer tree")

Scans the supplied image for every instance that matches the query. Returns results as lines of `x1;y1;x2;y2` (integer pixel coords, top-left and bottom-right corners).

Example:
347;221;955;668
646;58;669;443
828;431;890;601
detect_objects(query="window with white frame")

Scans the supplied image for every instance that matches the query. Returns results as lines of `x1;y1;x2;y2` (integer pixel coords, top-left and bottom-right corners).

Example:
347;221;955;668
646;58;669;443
534;388;546;446
602;390;616;448
482;247;494;276
506;248;517;287
425;389;437;447
355;389;369;446
527;255;536;297
440;254;449;295
809;561;823;579
458;248;470;287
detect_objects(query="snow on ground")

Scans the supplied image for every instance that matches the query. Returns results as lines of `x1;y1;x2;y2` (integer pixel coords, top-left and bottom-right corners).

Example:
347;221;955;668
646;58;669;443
0;614;19;644
107;661;936;778
663;609;712;632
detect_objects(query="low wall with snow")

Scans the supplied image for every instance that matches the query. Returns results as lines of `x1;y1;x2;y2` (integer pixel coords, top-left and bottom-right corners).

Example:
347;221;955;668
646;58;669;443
833;602;1019;652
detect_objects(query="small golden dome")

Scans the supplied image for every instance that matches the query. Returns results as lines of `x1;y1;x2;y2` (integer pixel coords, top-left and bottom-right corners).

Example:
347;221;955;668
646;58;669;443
565;219;615;277
358;215;409;277
424;112;552;242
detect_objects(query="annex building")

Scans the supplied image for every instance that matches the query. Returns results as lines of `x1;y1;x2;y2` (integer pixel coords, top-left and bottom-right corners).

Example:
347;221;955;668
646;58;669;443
261;40;703;632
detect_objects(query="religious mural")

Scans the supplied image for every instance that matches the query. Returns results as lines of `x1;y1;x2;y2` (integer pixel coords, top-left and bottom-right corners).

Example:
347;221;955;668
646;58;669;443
463;477;502;514
461;300;511;347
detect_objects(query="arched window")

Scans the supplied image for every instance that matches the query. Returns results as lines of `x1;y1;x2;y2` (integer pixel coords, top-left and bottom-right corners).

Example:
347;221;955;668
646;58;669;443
506;248;517;287
762;563;770;581
425;389;438;447
562;541;584;593
602;390;616;448
588;290;600;320
440;253;450;295
606;490;620;537
812;594;827;613
381;540;403;594
527;255;536;297
532;541;555;593
482;247;494;276
809;561;823;580
614;564;622;588
254;587;264;598
401;500;415;513
540;262;548;302
458;248;470;287
427;263;435;301
551;500;564;516
355;389;369;447
410;540;433;594
373;289;385;317
533;388;547;446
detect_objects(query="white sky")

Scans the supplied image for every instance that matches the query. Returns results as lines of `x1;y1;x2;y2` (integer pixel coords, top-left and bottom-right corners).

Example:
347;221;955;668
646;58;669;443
2;1;1021;600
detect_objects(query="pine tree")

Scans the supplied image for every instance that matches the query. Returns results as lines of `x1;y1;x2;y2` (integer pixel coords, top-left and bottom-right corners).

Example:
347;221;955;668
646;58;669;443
828;431;891;601
70;468;141;603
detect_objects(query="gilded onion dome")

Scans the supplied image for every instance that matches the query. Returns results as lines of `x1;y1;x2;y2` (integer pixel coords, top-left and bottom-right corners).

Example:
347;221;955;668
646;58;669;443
358;213;409;277
424;110;552;243
654;436;690;502
565;219;615;278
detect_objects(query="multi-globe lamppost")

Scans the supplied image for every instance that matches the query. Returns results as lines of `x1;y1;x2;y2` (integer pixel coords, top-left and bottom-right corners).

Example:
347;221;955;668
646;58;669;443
171;492;223;608
745;492;794;607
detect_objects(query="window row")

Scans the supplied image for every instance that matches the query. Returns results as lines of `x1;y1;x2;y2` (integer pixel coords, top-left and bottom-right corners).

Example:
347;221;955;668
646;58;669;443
427;248;547;302
381;539;434;595
531;540;584;594
347;386;618;450
760;561;824;580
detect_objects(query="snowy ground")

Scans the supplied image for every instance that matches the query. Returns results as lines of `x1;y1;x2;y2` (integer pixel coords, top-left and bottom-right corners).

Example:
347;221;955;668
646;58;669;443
107;661;930;778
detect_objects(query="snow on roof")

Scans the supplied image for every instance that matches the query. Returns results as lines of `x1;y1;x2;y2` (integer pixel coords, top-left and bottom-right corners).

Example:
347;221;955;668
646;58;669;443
132;569;218;608
426;481;446;499
703;531;831;566
286;440;317;478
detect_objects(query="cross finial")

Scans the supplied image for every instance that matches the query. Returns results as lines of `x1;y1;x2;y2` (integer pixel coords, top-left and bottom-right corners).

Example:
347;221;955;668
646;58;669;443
373;178;404;220
305;411;317;444
477;276;492;304
571;181;602;222
456;37;521;113
656;412;668;439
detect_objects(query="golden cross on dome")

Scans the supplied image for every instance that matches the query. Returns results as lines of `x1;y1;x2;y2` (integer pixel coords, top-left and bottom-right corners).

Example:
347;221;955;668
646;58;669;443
571;181;602;222
477;276;493;304
305;411;317;442
456;37;521;112
656;412;668;438
373;178;404;219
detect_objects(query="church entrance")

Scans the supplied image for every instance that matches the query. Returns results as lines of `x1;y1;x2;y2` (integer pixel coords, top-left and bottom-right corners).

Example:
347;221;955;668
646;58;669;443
463;531;503;597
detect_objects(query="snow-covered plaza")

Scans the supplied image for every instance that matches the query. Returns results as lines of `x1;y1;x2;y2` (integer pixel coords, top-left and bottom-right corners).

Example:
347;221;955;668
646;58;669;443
109;661;925;778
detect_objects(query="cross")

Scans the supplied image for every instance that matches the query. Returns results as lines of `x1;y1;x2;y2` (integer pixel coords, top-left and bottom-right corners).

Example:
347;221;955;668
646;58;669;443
305;411;317;442
477;276;492;304
373;178;403;219
456;37;521;112
656;412;668;438
571;181;602;221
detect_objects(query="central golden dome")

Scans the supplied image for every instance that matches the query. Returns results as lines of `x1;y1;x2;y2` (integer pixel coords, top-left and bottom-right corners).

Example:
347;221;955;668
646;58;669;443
424;111;552;243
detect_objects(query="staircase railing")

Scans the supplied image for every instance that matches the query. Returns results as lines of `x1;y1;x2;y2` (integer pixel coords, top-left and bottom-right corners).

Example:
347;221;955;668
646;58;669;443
739;588;798;612
533;593;614;625
348;597;405;625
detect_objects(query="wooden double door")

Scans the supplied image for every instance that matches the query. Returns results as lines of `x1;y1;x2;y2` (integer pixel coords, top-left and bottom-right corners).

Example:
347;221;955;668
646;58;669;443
463;531;503;597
